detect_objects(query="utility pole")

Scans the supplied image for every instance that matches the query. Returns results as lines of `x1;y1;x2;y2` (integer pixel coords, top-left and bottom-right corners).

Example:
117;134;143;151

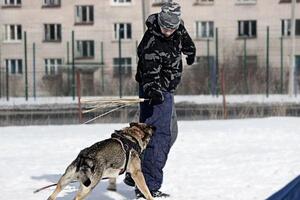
289;0;296;96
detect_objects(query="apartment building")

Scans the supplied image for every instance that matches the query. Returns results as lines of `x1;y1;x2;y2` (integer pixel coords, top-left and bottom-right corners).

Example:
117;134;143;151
0;0;300;97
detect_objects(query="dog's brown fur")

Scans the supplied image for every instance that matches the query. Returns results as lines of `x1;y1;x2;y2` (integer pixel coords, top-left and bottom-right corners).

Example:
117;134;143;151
47;122;155;200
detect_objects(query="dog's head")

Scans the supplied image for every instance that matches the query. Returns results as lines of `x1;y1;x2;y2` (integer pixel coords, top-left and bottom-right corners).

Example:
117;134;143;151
129;122;156;150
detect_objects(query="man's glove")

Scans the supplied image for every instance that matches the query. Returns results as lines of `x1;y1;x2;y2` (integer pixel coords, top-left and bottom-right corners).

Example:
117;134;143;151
186;56;195;65
148;90;164;105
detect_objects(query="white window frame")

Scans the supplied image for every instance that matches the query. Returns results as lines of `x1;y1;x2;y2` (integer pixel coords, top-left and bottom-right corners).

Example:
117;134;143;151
238;20;257;38
282;19;291;36
44;58;62;75
44;24;61;41
4;0;21;6
4;24;22;42
75;5;94;24
195;21;214;39
5;59;23;75
236;0;256;4
43;0;60;6
111;0;132;6
114;23;132;40
113;57;132;76
76;40;95;58
281;19;300;36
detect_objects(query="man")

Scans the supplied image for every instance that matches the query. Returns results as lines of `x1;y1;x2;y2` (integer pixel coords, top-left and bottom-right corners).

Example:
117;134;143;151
124;1;196;198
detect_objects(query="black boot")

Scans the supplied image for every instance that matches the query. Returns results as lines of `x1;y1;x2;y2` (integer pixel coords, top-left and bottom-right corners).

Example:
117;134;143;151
123;172;135;187
151;190;170;198
135;188;170;199
135;188;145;199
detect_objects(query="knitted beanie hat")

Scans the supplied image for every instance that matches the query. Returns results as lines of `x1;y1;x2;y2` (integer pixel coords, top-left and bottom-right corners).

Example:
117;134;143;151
158;2;181;29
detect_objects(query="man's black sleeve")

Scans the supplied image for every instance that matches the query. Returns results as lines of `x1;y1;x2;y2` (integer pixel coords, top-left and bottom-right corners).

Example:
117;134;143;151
181;26;196;58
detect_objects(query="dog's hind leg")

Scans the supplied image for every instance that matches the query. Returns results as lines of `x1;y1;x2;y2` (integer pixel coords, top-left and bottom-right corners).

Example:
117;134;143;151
73;180;100;200
73;183;92;200
47;165;76;200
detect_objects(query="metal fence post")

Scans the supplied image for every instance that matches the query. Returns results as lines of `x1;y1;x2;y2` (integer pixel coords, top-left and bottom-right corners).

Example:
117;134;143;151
0;63;1;99
24;31;28;101
118;28;122;98
243;38;249;94
33;43;36;100
100;41;104;93
266;26;270;97
76;70;82;123
6;64;9;101
280;36;284;94
0;46;2;99
215;27;219;97
72;31;75;100
66;41;70;94
207;39;211;94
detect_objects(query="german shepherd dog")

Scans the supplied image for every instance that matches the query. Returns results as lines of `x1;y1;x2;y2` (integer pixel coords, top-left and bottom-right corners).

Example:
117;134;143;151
47;122;155;200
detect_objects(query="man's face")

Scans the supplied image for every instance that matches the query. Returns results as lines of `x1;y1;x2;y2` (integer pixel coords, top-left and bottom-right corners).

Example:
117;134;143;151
160;27;176;38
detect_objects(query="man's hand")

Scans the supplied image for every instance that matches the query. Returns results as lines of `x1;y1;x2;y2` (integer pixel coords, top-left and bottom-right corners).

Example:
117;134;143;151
186;56;195;65
148;90;164;105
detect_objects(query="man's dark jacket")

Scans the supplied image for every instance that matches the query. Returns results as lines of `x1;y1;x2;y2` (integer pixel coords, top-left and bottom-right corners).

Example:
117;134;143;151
136;14;196;99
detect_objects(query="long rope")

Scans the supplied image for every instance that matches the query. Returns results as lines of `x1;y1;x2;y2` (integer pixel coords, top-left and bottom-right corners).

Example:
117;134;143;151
82;98;148;124
83;103;134;124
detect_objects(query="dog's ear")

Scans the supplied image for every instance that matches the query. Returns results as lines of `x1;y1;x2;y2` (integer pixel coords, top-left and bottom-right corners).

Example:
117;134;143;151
129;122;139;128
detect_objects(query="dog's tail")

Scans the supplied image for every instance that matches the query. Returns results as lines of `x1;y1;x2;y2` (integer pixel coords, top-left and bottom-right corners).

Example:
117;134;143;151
75;155;95;187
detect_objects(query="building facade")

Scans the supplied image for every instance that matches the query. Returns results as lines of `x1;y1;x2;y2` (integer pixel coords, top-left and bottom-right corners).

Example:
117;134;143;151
0;0;300;97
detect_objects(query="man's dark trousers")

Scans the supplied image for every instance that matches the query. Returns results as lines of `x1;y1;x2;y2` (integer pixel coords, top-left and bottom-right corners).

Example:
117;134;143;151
139;87;177;191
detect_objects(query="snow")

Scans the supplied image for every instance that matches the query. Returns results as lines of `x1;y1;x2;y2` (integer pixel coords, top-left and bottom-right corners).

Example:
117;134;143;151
1;94;300;107
1;118;300;200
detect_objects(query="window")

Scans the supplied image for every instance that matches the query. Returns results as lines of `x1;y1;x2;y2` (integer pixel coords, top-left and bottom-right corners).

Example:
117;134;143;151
76;40;95;58
195;21;214;38
282;19;291;36
112;0;131;4
281;19;300;36
3;0;21;6
236;0;256;4
75;5;94;24
114;23;132;40
44;58;62;75
4;24;22;41
238;20;257;38
43;0;60;7
5;59;22;74
44;24;61;42
297;20;300;35
113;58;132;77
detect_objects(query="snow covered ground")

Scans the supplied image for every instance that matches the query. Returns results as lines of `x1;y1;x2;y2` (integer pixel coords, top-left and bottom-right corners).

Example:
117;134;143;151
1;118;300;200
